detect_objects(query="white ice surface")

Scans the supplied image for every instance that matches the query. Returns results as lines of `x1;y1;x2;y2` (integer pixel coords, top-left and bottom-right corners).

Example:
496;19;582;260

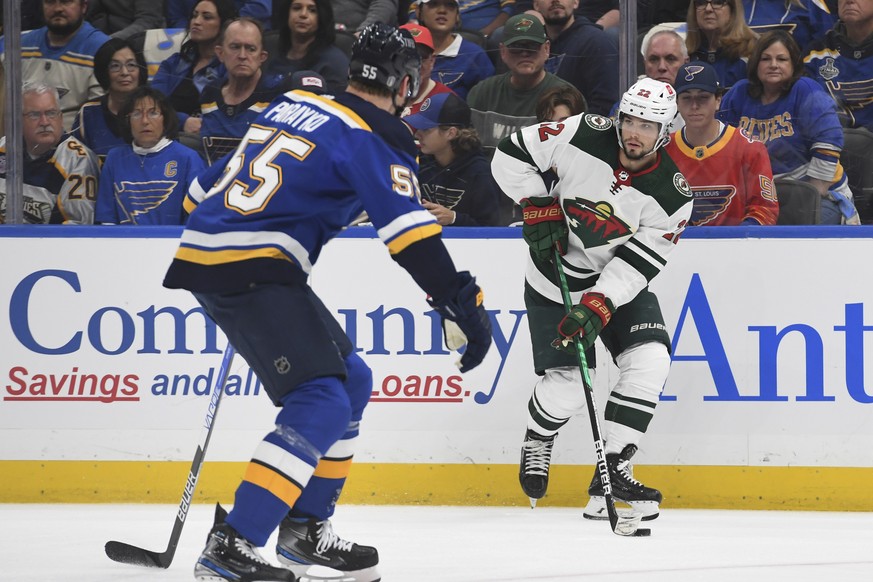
3;504;872;581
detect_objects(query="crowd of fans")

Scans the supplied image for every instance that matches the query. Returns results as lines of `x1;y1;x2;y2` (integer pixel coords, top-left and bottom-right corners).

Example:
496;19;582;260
0;0;871;225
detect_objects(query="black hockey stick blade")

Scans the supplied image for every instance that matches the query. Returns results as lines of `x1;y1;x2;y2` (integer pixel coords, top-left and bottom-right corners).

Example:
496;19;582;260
104;345;236;569
104;540;174;569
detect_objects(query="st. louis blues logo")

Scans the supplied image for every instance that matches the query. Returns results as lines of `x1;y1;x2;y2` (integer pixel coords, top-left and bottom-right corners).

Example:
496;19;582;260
681;64;705;81
564;198;631;247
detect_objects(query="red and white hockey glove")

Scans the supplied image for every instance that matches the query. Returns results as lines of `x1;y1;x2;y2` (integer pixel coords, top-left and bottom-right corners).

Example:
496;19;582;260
555;292;614;352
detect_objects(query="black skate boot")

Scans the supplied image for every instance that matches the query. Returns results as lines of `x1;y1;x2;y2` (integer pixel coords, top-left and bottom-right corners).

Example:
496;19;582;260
519;429;556;506
276;516;379;582
583;444;661;521
194;504;295;582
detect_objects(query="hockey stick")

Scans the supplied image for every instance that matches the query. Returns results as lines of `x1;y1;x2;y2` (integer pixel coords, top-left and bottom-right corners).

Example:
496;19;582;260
105;343;237;568
552;249;650;537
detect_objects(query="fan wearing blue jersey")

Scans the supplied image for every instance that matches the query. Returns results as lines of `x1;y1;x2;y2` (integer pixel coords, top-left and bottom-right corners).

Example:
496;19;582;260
744;0;837;52
164;23;492;582
803;0;873;131
721;30;859;223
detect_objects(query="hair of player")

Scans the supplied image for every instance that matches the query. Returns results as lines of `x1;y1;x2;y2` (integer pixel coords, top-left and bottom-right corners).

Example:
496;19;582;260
745;30;803;100
642;29;689;61
346;78;393;99
22;81;60;106
685;0;758;62
276;0;337;68
119;86;181;144
93;38;149;92
180;0;238;55
536;84;587;122
217;16;265;48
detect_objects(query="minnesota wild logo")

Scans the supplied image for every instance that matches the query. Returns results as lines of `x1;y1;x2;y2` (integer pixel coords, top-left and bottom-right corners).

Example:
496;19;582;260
564;198;631;247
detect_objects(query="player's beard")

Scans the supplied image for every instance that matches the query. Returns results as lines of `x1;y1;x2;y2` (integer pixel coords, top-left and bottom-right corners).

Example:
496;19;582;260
47;19;83;38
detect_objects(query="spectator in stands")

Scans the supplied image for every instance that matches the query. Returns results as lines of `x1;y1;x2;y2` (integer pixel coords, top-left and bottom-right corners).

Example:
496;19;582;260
0;82;100;224
643;29;690;85
576;0;619;32
267;0;350;93
721;30;859;223
332;0;400;33
468;13;573;148
417;0;495;98
468;14;570;117
86;0;165;40
666;61;778;225
535;83;585;122
685;0;758;89
201;18;284;140
534;0;619;115
166;0;271;29
403;92;503;225
96;86;206;224
71;37;148;160
152;0;237;135
400;23;456;115
744;0;836;53
803;0;873;131
1;0;111;131
409;0;514;36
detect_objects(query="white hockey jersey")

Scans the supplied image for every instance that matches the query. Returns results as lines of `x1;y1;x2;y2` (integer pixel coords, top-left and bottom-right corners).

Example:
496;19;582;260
491;113;693;308
0;135;100;224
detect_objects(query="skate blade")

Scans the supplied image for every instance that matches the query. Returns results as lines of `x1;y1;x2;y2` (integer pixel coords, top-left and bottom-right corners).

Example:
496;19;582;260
529;497;538;509
293;564;380;582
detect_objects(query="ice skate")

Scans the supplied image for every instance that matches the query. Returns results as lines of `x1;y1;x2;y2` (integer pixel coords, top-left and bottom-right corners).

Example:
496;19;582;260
583;444;661;521
519;429;556;507
194;504;295;582
276;516;379;582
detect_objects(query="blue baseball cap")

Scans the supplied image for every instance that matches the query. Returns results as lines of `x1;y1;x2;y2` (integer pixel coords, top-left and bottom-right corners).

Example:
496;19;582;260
402;92;471;130
672;61;721;94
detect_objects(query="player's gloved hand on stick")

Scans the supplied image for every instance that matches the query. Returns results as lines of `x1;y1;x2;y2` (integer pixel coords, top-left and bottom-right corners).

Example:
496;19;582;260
521;196;569;262
428;271;492;372
554;292;614;352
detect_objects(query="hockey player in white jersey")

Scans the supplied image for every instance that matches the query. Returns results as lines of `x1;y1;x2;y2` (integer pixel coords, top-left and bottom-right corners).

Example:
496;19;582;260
491;78;693;520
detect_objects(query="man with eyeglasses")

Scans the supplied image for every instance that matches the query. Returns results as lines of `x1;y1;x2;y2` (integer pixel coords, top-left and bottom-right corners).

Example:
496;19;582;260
665;61;778;225
1;0;111;131
0;82;100;224
534;0;619;115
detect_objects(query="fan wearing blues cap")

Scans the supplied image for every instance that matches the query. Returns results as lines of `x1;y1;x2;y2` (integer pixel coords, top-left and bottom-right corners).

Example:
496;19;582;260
403;93;503;226
664;61;778;226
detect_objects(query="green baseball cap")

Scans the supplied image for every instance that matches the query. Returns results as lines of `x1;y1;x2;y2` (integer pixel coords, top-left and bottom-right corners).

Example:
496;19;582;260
502;14;547;46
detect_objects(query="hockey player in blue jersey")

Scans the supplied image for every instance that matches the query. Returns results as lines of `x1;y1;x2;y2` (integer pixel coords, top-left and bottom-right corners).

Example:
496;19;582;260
164;23;492;582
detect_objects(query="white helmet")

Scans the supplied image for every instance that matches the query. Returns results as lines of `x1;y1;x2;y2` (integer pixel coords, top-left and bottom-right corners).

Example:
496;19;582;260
616;77;678;155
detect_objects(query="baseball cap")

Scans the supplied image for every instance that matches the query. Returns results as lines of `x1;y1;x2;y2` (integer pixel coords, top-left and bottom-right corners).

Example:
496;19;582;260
672;61;721;94
502;14;547;46
289;70;327;94
400;23;434;51
417;0;458;6
403;92;471;130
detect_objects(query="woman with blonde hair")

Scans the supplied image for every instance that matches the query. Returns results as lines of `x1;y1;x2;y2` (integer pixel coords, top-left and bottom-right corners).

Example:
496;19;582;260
685;0;758;89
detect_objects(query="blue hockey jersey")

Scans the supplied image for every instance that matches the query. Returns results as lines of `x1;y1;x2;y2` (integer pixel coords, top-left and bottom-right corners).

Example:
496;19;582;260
199;75;285;139
803;22;873;130
164;90;442;293
71;96;127;162
719;76;844;183
744;0;836;52
95;139;206;225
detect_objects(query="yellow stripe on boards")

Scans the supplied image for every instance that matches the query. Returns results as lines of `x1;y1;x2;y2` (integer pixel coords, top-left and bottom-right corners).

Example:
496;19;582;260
3;461;873;511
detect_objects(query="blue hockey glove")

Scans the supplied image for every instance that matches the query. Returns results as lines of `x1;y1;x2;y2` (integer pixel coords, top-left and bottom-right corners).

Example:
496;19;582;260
521;196;569;262
553;292;614;353
428;272;492;372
